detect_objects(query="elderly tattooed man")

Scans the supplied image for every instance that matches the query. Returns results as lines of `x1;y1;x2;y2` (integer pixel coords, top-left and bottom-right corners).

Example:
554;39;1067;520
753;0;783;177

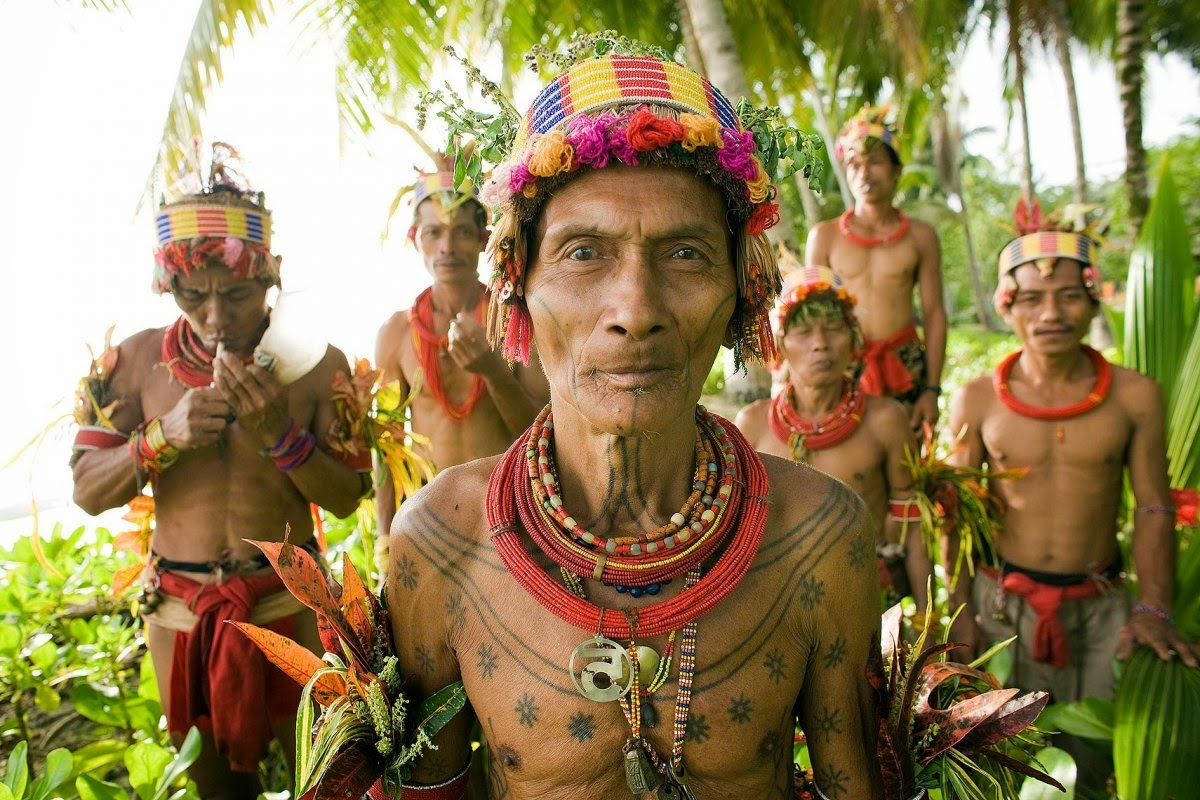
385;44;884;800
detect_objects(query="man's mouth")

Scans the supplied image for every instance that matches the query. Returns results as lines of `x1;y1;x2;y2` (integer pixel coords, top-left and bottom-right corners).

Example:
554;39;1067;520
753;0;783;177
599;366;672;389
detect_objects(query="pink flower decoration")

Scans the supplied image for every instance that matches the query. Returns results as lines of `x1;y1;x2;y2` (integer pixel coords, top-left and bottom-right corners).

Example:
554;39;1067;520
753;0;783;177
223;237;245;266
480;163;514;207
717;129;759;181
567;114;614;169
606;119;639;166
509;163;535;194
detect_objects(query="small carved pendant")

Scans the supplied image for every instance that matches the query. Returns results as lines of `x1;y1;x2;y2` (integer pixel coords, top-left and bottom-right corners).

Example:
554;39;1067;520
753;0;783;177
569;636;634;702
658;762;695;800
640;697;657;729
623;738;660;796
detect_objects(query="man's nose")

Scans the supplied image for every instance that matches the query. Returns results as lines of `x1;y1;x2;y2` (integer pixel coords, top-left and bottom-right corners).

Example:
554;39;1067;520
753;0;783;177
605;255;668;341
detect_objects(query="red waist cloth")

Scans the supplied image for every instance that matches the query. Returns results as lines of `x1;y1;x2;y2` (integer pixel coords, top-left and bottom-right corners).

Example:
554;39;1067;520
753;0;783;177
981;564;1110;668
159;570;303;773
860;323;920;397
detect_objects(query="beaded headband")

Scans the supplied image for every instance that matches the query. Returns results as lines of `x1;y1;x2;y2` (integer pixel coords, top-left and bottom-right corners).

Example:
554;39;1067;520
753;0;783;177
994;197;1101;313
151;143;280;295
412;171;461;206
835;104;900;163
773;266;858;331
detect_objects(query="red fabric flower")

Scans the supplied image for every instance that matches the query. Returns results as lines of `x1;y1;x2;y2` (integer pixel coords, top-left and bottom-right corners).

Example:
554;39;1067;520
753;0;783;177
625;109;685;152
746;202;780;236
1171;487;1199;527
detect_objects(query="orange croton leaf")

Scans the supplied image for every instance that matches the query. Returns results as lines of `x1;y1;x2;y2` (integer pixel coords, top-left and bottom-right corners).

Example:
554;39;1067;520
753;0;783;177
112;563;144;597
916;688;1021;764
229;622;347;707
123;495;155;521
338;552;374;645
246;537;368;668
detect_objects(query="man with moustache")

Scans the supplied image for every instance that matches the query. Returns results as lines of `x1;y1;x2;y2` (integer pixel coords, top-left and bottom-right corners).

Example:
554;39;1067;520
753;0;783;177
946;221;1198;790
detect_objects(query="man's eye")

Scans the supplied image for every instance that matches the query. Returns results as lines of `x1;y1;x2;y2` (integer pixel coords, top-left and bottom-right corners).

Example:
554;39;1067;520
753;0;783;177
568;246;598;260
670;247;700;260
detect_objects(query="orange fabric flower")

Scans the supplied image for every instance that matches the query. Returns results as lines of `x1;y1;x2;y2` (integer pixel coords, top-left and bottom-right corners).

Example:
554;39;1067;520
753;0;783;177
626;109;685;152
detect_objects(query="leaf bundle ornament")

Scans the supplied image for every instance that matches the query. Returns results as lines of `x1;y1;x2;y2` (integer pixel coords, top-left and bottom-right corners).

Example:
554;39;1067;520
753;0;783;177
231;536;465;798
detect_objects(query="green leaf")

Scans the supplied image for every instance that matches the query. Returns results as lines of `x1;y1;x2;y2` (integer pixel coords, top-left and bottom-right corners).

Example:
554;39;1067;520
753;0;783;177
76;775;129;800
125;741;172;800
0;783;13;800
70;683;128;728
28;748;73;800
415;681;468;740
1018;747;1075;800
3;741;28;797
34;684;60;713
1124;155;1196;404
154;727;202;800
71;741;129;778
1114;646;1200;799
28;638;59;672
1036;697;1114;741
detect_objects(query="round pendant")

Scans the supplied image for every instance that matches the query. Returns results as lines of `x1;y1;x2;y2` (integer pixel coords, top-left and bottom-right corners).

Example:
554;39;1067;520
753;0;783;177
569;636;634;702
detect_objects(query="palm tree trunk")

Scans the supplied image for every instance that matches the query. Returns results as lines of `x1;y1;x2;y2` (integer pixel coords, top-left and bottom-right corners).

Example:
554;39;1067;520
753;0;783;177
1052;0;1087;205
677;0;707;76
795;175;822;227
681;0;774;402
1116;0;1149;237
1008;5;1035;200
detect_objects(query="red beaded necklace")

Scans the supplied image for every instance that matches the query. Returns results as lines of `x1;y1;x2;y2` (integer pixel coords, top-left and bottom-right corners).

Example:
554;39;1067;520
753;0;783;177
838;209;910;248
409;284;488;420
487;406;769;639
768;378;865;461
993;345;1112;421
160;317;252;388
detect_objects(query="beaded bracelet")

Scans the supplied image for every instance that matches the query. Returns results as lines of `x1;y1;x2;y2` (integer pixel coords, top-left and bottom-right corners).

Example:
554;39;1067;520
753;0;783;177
129;417;180;473
262;418;317;472
888;498;921;522
1133;504;1176;515
401;763;469;799
1132;602;1174;626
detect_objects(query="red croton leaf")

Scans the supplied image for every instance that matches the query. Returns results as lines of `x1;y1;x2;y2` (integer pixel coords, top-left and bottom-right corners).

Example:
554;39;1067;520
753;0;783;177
916;687;1021;764
315;741;383;800
955;691;1050;755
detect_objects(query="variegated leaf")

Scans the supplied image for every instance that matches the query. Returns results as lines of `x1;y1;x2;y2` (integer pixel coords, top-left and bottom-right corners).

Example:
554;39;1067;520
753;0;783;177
229;622;347;706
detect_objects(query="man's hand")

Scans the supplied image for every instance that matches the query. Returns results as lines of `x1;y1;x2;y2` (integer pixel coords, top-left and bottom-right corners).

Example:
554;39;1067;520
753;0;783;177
213;346;289;444
910;390;940;432
447;312;500;377
1117;613;1199;668
159;387;231;450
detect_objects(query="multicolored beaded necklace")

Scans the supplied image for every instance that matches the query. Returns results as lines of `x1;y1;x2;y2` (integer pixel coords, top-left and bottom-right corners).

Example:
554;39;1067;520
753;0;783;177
768;378;866;462
409;284;488;420
161;317;254;388
993;345;1112;443
838;208;910;248
486;405;769;639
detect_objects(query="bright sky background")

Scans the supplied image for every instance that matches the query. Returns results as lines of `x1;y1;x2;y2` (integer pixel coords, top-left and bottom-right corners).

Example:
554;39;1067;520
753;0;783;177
0;1;1197;535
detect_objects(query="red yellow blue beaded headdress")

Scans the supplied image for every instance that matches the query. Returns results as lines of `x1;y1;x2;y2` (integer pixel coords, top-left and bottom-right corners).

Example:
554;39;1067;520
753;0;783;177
152;142;280;294
420;34;821;369
994;196;1101;313
835;104;901;163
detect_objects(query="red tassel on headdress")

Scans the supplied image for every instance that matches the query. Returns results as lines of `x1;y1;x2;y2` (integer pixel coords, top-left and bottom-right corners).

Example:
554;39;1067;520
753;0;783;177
502;304;532;365
1014;195;1044;235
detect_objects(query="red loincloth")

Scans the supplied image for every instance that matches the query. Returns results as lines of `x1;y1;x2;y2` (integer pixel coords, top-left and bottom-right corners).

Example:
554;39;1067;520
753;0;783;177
980;564;1110;668
159;570;304;773
859;323;920;397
